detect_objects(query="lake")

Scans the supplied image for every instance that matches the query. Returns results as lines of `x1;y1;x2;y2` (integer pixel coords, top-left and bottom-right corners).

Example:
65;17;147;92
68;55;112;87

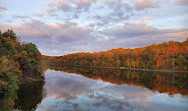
14;66;188;111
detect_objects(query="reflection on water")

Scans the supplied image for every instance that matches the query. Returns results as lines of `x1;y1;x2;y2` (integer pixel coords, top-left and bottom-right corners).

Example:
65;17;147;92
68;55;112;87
14;81;46;111
15;66;188;111
50;66;188;96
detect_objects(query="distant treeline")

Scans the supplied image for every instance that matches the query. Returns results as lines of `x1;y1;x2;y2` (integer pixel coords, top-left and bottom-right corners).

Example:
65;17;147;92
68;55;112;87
0;29;43;110
44;39;188;71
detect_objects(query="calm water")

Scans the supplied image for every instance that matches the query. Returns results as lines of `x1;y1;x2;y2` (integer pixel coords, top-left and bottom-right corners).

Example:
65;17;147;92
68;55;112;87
14;67;188;111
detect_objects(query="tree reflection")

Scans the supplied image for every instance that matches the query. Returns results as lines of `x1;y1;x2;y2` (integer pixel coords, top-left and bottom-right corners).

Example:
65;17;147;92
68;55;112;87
49;65;188;96
14;80;46;111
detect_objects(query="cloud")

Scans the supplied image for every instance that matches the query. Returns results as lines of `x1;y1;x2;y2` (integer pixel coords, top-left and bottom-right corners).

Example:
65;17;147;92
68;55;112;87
106;0;134;20
0;20;91;41
166;31;188;38
82;0;135;31
0;6;7;11
0;0;187;56
46;0;97;14
1;20;187;56
12;14;30;19
103;22;188;39
132;0;159;10
6;20;13;23
0;6;7;13
107;0;133;11
74;0;97;8
33;12;45;17
44;0;135;23
141;16;153;19
95;22;188;49
166;0;171;4
0;19;92;55
175;0;188;5
43;0;159;20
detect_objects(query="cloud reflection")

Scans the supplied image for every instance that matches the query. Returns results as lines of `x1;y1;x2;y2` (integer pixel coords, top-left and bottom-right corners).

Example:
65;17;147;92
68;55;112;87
34;70;187;111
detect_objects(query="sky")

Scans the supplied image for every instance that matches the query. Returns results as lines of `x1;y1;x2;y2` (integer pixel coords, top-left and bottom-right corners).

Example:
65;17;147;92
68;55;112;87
0;0;187;56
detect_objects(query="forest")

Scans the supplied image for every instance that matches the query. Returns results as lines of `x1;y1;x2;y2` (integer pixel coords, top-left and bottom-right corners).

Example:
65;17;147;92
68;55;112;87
45;39;188;72
0;29;44;110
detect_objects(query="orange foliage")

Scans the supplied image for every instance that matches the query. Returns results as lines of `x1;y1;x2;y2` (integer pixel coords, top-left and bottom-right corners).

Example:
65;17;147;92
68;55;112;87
3;36;17;46
45;39;188;71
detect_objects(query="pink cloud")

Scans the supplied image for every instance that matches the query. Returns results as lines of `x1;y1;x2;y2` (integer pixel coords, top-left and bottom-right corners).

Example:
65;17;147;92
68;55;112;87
132;0;159;10
175;0;188;5
0;20;92;42
141;16;153;19
166;31;188;38
46;0;97;13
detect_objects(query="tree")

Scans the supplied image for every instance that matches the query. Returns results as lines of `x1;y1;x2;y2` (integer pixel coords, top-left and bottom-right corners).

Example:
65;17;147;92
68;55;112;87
171;58;176;72
0;29;43;110
126;58;130;68
131;60;136;68
2;29;17;42
115;59;121;67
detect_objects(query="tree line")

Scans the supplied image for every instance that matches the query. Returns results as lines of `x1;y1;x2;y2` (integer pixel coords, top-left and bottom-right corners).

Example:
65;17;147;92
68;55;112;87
0;29;43;110
45;39;188;71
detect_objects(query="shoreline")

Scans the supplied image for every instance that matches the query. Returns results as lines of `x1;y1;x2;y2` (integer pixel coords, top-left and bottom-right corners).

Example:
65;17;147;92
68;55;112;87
69;65;188;73
19;75;45;85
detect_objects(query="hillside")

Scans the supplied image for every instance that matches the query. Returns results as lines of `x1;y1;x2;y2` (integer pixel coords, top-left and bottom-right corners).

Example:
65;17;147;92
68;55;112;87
45;39;188;72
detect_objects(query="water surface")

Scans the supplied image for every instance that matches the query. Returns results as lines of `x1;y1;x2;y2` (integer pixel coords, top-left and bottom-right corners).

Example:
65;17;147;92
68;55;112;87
15;67;188;111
